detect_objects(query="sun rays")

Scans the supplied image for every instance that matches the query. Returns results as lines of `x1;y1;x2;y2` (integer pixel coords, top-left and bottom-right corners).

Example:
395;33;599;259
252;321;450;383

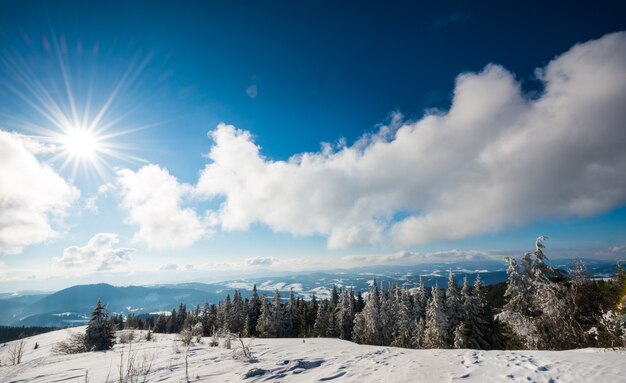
0;33;153;182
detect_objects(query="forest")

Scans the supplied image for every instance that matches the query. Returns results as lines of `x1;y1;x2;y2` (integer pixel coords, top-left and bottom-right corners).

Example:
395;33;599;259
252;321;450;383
110;238;625;351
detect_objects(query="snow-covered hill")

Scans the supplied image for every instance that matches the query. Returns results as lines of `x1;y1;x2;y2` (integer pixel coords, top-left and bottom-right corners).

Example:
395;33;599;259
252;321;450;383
1;328;624;382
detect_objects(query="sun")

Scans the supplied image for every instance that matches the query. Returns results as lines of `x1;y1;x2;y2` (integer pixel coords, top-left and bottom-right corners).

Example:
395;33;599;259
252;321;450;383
62;128;101;160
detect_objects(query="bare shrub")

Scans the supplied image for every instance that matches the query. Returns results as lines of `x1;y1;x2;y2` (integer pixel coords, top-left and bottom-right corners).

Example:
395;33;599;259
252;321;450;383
172;340;181;354
192;322;203;337
118;330;136;344
179;328;194;346
52;332;89;355
221;333;231;350
209;329;219;347
144;331;152;342
8;340;25;365
117;344;154;383
232;333;254;361
192;322;204;344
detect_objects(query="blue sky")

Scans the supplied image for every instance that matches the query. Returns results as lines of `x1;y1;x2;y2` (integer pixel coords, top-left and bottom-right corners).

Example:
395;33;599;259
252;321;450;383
1;0;625;291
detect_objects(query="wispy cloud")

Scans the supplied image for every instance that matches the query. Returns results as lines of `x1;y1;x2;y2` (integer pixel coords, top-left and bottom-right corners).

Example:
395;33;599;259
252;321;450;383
433;11;471;30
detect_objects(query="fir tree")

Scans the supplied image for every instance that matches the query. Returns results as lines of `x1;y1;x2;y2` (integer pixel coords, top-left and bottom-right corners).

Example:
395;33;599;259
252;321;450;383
85;300;115;351
412;317;426;349
453;323;468;349
445;270;463;340
246;284;261;337
461;275;489;349
423;287;449;349
391;288;412;348
336;288;355;340
270;289;285;337
255;295;272;337
285;288;298;337
314;299;329;337
414;276;428;320
361;280;382;345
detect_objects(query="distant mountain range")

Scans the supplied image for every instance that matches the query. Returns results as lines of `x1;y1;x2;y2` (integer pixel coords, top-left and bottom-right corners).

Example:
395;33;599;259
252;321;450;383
0;259;620;327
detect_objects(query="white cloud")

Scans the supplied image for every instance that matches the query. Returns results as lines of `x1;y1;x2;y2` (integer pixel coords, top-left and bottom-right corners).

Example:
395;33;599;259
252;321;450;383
341;249;495;266
245;256;276;267
54;233;134;272
84;195;99;213
194;32;626;248
116;165;212;250
0;131;79;254
159;262;179;271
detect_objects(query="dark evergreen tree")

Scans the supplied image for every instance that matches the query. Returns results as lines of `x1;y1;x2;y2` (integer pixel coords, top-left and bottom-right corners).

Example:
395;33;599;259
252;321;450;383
85;300;116;351
246;285;261;337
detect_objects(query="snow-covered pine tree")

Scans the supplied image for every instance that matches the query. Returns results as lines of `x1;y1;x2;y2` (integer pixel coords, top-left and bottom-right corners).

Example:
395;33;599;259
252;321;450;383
445;270;462;341
362;280;382;345
296;296;308;337
453;323;468;349
423;286;449;349
379;282;397;345
314;299;329;336
220;295;231;332
495;256;539;348
336;288;355;340
351;310;366;344
230;290;245;334
325;285;339;338
532;236;555;283
413;276;427;321
85;299;116;351
461;275;489;349
391;287;413;348
496;237;557;349
412;317;426;349
270;289;285;337
246;284;261;337
285;288;298;337
255;295;272;337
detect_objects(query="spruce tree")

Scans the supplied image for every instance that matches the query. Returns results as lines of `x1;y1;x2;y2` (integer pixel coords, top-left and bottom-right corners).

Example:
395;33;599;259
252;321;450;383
285;288;298;337
412;317;426;349
85;300;116;351
391;288;412;348
453;323;468;349
314;299;329;337
336;288;355;340
462;275;489;349
270;289;285;337
414;276;428;320
255;295;272;337
246;285;261;337
361;280;382;345
423;287;449;349
445;270;462;341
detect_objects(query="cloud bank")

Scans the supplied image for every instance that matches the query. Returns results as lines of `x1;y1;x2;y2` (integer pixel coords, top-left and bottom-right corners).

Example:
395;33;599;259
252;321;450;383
119;32;626;250
0;131;79;254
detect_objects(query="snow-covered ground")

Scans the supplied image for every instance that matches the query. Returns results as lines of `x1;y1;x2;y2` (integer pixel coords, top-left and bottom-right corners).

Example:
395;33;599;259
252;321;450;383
1;328;625;382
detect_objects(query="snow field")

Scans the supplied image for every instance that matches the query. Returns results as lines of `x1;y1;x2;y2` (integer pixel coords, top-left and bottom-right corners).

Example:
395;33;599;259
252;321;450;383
1;328;625;382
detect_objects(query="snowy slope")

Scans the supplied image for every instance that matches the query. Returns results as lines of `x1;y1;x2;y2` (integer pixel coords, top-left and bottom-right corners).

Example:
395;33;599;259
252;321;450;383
1;328;624;382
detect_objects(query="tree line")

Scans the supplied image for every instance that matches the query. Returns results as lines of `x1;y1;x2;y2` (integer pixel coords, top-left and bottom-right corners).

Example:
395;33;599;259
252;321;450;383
85;237;626;351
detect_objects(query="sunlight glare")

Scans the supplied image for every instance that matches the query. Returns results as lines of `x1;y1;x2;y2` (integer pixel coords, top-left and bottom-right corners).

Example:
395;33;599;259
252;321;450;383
63;128;99;159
